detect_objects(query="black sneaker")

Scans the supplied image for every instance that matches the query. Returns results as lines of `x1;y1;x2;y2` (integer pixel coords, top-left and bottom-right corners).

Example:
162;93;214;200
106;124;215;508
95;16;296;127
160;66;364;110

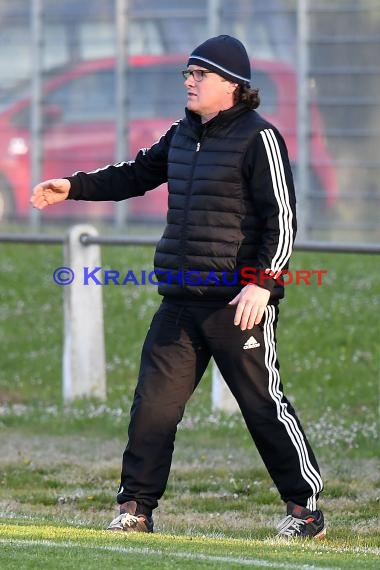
107;500;154;533
276;501;326;539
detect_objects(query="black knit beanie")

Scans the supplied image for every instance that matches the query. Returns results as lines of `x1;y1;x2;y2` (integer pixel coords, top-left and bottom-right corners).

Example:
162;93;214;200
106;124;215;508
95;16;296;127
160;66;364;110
187;35;251;86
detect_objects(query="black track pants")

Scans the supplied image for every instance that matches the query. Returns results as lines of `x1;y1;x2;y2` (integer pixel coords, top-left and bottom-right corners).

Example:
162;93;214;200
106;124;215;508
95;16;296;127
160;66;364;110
117;299;323;514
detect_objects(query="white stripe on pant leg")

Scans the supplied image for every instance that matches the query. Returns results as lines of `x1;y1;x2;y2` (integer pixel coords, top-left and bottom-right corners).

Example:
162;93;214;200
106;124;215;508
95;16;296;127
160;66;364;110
264;306;322;494
263;306;323;506
264;306;320;492
264;306;322;497
307;496;317;511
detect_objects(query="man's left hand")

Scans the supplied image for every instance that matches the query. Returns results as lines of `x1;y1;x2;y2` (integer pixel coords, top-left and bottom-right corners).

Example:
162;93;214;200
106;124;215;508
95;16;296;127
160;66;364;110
229;284;270;330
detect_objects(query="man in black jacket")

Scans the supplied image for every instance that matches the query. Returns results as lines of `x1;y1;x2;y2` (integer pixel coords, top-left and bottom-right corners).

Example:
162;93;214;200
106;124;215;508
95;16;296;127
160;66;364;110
31;35;325;539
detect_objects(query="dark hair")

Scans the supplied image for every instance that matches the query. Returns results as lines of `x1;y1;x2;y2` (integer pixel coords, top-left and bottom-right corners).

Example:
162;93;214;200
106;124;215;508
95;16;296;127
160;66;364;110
233;84;260;109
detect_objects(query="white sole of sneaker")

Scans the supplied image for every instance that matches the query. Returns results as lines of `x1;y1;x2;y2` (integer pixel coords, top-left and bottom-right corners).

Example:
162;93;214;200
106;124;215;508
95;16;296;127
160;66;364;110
314;527;327;540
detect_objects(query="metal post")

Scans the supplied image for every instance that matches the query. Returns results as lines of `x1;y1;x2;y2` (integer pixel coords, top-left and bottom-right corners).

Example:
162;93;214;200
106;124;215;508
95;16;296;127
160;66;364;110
29;0;43;229
208;0;222;36
296;0;310;240
114;0;130;229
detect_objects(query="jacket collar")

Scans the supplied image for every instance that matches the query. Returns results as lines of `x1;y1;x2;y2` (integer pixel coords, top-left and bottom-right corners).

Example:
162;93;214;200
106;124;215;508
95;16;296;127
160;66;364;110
184;103;249;134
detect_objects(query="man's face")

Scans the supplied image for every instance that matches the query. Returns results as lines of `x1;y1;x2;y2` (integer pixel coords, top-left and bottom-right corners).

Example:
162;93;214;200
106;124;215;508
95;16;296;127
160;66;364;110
184;65;236;121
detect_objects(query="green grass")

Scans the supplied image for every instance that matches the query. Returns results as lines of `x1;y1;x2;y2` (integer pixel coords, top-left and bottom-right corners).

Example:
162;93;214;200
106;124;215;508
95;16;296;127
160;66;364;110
0;244;378;449
0;241;379;567
0;523;379;569
0;522;379;569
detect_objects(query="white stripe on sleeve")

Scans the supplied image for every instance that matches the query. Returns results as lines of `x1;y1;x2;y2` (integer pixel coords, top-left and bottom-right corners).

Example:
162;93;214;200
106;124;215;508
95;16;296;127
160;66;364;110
260;129;294;276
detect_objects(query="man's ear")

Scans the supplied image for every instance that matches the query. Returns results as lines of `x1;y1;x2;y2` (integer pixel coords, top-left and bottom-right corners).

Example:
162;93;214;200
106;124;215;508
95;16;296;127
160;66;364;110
227;83;238;94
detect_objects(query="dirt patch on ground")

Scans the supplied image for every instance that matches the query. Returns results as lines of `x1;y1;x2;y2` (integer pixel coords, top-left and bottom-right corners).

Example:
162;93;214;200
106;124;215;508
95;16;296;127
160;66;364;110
0;432;123;466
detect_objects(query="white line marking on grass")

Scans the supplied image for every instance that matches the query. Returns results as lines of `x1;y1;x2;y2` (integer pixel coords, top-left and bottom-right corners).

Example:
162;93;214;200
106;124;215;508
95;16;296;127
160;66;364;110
0;538;335;569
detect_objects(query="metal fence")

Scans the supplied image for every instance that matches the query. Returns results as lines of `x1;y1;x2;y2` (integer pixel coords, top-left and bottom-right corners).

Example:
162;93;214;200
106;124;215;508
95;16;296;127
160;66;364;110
0;0;379;242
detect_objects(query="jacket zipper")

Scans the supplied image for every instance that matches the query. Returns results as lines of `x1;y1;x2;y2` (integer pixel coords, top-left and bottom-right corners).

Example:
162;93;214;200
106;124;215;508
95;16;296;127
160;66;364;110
178;133;206;284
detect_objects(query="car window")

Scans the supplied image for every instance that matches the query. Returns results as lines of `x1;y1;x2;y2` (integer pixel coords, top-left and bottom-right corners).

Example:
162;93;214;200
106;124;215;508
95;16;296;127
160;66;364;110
10;63;276;129
45;71;116;123
11;72;116;129
11;64;185;129
129;65;184;119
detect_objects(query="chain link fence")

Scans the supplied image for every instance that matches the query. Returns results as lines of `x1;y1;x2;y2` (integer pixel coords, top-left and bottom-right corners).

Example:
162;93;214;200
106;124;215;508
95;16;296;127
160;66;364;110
0;0;379;242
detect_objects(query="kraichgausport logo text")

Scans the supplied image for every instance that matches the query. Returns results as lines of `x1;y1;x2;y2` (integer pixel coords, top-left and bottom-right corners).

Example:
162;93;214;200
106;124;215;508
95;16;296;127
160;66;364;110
52;267;327;286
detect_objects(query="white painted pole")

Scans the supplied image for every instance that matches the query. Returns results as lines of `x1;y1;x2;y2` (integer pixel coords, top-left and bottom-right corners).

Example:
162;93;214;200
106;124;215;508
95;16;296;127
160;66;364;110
63;225;106;402
211;365;239;413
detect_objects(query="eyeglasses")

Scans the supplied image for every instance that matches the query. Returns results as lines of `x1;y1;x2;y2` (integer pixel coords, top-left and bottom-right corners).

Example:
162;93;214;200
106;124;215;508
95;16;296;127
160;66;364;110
182;69;215;82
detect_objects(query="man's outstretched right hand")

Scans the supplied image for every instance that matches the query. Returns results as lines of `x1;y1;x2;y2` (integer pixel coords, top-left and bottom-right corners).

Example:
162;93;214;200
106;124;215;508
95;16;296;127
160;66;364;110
30;178;71;210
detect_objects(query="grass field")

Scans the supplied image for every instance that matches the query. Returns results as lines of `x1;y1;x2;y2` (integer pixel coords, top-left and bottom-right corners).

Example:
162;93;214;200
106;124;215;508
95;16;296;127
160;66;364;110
0;241;379;568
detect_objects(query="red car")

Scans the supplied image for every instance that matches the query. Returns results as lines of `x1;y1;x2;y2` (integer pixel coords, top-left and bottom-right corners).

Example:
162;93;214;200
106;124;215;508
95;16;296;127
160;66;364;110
0;55;336;222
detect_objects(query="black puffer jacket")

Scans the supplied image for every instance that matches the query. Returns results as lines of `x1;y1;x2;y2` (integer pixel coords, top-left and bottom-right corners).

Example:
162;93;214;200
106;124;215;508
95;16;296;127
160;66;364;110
67;103;296;301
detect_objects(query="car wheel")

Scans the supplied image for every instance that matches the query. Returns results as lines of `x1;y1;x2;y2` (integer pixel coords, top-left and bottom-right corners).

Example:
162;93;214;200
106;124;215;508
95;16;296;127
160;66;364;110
0;176;15;221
